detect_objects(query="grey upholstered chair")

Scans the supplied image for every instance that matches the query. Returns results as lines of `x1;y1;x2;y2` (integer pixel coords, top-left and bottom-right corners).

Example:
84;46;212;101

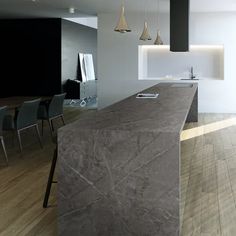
0;106;8;164
3;98;43;152
38;93;66;137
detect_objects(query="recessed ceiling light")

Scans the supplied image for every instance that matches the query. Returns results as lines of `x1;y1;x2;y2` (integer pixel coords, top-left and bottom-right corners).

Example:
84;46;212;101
69;7;75;14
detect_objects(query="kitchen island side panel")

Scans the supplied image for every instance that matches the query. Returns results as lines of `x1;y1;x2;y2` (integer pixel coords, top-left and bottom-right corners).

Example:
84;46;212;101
58;129;180;236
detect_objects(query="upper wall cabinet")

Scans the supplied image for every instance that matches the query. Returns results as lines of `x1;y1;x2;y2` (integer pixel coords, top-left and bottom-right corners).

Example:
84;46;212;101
138;45;224;81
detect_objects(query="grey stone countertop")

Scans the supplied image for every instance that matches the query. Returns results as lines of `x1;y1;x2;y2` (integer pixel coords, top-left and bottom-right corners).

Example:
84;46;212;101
57;82;198;236
59;82;198;134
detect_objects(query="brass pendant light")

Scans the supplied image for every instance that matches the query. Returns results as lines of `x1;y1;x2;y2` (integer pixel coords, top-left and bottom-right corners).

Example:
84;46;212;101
140;21;152;41
154;0;164;45
154;30;163;45
114;1;131;33
139;0;152;41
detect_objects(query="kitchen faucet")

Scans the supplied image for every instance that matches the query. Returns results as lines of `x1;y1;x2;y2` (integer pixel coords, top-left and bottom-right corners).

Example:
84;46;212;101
180;66;199;80
190;66;196;80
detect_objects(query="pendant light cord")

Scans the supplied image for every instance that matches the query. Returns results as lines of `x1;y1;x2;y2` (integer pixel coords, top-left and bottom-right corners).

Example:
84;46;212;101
145;0;149;21
157;0;159;26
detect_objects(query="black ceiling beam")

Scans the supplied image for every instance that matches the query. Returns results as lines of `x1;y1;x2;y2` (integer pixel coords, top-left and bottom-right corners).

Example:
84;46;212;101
170;0;190;52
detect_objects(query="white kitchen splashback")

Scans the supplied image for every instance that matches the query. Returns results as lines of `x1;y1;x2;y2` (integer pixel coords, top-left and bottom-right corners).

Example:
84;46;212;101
138;45;224;81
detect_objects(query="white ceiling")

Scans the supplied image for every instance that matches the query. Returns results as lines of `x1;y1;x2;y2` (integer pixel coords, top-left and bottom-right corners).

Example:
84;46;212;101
0;0;236;18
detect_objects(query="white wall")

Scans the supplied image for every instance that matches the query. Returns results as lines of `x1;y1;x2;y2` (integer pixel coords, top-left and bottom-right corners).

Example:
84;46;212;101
97;12;236;113
65;17;98;29
62;20;97;82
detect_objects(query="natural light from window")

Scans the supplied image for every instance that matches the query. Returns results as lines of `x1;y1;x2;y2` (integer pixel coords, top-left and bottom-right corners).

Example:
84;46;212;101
181;117;236;141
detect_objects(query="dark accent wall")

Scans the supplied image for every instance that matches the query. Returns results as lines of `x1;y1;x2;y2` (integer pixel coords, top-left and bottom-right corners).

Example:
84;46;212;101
0;18;62;98
170;0;189;52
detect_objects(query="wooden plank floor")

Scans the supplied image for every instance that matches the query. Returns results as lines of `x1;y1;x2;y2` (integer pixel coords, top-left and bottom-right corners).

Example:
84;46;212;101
181;113;236;236
1;112;236;235
0;107;93;236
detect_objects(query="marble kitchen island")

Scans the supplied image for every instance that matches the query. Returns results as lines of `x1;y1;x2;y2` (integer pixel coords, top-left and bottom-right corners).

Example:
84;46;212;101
58;83;198;236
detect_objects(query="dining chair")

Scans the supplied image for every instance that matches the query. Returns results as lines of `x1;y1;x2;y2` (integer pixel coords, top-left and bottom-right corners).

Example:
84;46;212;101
0;106;8;164
3;98;43;152
38;93;66;137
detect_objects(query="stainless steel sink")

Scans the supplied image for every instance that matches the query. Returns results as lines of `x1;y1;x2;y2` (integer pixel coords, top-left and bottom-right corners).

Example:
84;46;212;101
171;83;193;88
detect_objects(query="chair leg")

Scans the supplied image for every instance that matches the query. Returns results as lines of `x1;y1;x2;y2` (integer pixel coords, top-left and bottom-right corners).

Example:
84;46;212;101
12;130;15;147
48;119;54;137
51;119;54;132
0;136;8;164
35;124;43;149
17;130;23;152
61;115;66;125
41;120;44;136
43;148;57;208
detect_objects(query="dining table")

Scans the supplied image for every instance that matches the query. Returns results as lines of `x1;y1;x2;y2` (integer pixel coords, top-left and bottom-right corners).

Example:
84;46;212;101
0;96;52;111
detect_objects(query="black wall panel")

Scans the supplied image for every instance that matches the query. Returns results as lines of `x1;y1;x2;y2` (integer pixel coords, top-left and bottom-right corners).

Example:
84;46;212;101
0;18;62;98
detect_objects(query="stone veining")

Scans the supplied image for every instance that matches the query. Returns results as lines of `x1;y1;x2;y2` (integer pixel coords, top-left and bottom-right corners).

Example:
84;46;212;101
58;83;198;236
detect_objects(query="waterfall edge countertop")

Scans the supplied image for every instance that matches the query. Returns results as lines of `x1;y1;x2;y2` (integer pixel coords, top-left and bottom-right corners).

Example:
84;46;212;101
58;82;198;236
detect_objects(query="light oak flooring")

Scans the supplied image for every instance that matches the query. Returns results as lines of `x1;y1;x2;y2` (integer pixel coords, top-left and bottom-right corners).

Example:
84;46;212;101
181;113;236;236
0;107;91;236
1;113;236;236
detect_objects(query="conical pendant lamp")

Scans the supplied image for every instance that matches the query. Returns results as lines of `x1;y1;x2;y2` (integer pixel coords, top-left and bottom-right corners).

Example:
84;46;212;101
154;0;164;45
114;2;131;33
140;21;152;41
139;0;151;41
154;30;163;45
